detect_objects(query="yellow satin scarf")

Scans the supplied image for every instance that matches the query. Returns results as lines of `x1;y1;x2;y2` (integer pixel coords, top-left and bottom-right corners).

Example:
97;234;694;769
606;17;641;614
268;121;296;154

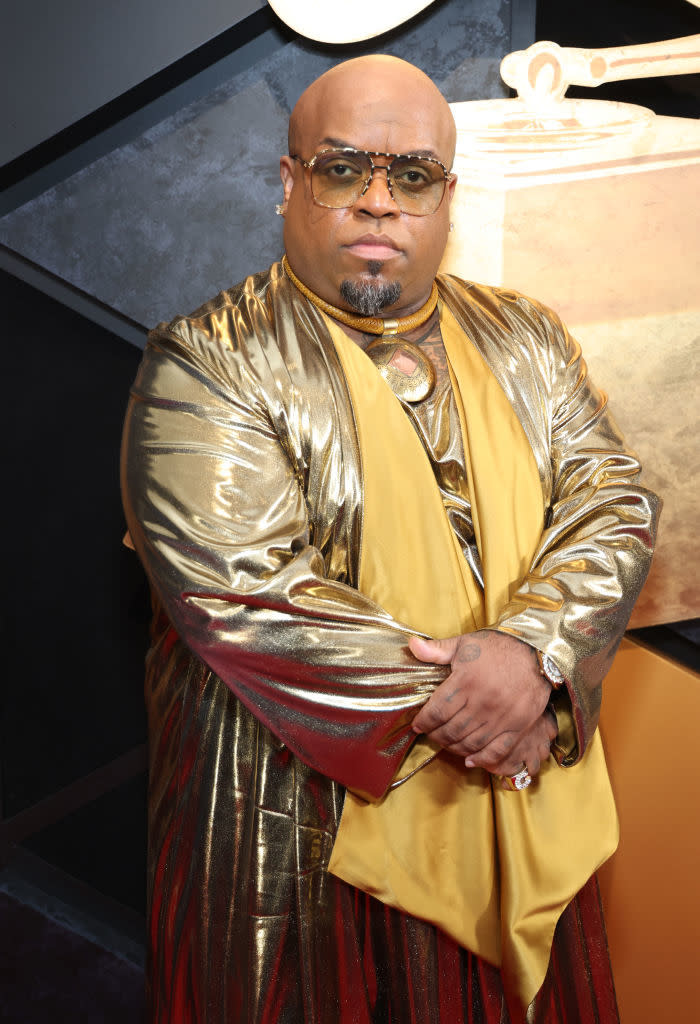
325;304;619;1011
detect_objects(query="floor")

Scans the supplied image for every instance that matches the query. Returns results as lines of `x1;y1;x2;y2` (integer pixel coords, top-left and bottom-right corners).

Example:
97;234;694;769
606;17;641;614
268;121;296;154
0;862;146;1024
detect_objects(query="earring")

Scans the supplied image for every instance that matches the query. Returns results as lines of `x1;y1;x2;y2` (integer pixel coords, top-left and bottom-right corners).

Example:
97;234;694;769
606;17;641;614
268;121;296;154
275;203;285;216
449;222;455;232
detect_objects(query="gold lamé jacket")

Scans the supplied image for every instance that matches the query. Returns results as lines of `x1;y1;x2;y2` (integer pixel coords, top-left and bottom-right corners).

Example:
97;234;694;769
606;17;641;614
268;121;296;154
120;262;658;1019
122;261;658;791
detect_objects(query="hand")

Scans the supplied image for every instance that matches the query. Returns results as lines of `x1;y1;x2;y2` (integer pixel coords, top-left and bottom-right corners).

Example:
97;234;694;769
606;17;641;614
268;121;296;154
491;709;559;788
409;630;552;773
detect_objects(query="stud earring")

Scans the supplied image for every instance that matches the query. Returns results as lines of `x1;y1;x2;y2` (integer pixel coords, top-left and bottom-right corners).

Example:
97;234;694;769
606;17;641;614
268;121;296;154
275;203;285;216
449;222;455;232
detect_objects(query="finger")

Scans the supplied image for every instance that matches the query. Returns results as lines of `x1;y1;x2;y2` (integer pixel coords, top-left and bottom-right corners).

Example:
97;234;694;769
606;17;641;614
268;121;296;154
465;719;554;774
417;709;485;751
492;743;544;778
490;726;554;779
411;682;468;734
461;733;520;771
408;634;460;665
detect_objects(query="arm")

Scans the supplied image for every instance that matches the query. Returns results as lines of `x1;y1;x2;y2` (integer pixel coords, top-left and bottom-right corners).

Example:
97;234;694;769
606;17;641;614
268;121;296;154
411;299;660;769
493;303;660;759
121;322;446;800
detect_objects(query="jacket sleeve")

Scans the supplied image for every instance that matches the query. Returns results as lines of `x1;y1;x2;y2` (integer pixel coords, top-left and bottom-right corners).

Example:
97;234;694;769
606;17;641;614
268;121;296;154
121;321;447;801
492;300;661;763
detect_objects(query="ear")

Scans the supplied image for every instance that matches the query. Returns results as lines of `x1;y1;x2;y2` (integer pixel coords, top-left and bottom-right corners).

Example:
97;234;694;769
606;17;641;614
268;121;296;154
279;156;297;208
447;172;458;202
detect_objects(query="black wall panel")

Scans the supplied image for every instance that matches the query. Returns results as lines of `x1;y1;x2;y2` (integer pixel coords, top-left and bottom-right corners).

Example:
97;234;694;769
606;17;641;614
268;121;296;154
2;268;149;909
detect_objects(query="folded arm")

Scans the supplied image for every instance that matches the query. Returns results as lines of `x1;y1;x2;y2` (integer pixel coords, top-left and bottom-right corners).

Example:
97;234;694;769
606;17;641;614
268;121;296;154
493;304;659;760
411;298;660;769
121;326;446;800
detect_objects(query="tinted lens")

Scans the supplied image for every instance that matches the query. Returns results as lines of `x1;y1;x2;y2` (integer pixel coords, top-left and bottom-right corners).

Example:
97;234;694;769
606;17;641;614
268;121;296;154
389;157;446;214
310;151;371;208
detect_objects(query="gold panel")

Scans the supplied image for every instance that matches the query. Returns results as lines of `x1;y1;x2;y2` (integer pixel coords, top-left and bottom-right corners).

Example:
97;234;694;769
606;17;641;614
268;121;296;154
598;640;700;1024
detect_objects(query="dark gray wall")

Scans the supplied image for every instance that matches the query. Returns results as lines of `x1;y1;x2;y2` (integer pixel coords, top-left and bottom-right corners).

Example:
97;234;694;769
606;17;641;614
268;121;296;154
0;0;514;333
1;0;265;164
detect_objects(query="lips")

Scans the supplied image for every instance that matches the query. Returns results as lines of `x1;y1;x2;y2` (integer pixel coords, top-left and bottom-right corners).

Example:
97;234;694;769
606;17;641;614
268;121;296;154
344;234;402;261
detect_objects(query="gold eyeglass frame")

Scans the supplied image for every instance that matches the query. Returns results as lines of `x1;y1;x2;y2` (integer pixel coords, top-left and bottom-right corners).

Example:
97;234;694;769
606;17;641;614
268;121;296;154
290;147;454;215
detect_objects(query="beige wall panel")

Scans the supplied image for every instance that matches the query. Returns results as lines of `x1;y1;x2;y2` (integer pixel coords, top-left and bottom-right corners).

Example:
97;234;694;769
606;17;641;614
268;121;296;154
571;313;699;627
498;163;698;325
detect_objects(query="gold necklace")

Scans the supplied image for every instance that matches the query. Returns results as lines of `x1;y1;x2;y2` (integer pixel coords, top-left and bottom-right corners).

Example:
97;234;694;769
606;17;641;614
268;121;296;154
363;337;436;403
282;255;438;336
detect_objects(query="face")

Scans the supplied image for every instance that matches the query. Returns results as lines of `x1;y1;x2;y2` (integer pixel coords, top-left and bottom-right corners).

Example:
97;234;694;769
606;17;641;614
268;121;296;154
279;62;457;317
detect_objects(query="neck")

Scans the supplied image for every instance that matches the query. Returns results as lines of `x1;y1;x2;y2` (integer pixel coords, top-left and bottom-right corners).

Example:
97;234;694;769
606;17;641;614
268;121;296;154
282;255;438;336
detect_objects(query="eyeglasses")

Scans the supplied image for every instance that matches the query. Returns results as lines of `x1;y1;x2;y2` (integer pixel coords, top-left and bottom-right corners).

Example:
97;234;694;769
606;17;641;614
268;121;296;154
290;147;453;216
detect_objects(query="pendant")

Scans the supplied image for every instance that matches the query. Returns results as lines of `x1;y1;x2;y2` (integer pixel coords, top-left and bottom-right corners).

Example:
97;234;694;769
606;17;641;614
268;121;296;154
365;338;436;403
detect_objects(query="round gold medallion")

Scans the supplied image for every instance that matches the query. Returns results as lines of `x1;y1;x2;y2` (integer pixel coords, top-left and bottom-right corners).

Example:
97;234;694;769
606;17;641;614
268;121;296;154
365;339;436;403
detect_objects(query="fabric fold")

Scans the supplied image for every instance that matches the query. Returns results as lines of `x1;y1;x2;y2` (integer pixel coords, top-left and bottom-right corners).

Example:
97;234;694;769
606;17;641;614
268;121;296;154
325;307;618;1011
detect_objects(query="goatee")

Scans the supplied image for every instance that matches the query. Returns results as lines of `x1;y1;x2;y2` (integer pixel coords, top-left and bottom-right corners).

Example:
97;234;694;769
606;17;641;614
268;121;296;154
340;261;401;316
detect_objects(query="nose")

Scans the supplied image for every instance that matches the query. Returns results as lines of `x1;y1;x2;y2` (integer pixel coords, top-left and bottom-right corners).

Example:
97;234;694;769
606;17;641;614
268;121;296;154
355;165;400;216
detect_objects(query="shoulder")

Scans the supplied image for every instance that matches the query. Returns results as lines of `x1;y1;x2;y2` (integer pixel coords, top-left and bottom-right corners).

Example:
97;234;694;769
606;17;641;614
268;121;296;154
436;272;580;370
137;261;342;411
150;262;283;356
437;273;566;336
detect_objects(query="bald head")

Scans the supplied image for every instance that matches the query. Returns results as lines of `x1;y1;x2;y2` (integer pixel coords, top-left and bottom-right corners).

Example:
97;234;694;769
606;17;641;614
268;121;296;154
289;56;456;168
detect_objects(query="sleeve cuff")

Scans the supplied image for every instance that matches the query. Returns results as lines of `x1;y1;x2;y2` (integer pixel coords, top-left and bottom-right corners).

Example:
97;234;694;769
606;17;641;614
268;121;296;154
548;686;578;766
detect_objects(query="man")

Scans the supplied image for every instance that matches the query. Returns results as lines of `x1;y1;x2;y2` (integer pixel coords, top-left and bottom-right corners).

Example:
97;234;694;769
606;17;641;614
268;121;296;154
121;56;659;1023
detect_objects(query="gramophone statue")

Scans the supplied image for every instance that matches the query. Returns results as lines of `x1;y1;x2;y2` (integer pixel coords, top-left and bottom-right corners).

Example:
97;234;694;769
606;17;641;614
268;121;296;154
442;32;700;630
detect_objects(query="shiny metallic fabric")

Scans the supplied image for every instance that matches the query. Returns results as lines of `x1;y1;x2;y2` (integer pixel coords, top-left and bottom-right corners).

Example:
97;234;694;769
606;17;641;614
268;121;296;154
121;263;657;1021
435;276;659;761
143;609;619;1024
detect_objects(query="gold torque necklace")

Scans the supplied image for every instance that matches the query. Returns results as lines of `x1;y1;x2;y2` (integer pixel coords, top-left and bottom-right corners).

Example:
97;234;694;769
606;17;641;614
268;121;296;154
282;254;438;336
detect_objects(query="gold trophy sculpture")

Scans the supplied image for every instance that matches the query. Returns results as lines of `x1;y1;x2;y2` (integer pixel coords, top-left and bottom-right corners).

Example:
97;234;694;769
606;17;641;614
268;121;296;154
442;32;700;629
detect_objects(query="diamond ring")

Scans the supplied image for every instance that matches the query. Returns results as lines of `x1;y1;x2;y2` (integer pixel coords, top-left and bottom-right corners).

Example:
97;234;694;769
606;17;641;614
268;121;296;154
504;764;532;791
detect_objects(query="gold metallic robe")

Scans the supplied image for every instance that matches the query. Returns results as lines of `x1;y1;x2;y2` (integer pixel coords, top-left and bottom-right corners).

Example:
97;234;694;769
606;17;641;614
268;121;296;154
121;263;659;1022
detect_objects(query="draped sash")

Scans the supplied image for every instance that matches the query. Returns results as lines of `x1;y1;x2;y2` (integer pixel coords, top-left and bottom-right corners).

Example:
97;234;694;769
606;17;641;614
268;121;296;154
325;305;619;1011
